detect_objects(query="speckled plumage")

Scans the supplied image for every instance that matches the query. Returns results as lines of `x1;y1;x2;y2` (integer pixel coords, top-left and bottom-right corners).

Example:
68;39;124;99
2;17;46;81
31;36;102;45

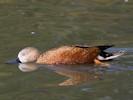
36;46;100;64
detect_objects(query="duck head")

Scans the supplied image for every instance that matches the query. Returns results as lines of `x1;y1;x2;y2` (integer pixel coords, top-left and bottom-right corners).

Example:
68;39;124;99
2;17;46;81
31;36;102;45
8;47;41;64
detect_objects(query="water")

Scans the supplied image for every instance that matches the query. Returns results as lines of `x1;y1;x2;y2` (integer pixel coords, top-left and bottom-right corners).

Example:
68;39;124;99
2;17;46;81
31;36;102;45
0;0;133;100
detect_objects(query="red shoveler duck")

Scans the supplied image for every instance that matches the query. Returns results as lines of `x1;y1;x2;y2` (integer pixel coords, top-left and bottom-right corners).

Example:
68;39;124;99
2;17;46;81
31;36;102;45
9;45;124;66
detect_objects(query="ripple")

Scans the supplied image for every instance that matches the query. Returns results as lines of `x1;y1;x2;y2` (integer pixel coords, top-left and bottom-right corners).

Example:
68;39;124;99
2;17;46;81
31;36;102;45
98;96;113;100
81;88;95;92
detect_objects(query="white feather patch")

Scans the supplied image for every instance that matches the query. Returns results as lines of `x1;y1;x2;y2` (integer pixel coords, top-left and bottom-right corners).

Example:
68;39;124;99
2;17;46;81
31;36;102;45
98;51;125;61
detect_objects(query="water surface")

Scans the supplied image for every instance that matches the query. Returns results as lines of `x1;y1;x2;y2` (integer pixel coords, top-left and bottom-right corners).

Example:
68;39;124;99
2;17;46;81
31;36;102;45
0;0;133;100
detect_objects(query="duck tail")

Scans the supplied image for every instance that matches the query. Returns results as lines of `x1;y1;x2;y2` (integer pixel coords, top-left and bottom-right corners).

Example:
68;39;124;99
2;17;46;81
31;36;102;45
97;45;115;51
98;51;125;61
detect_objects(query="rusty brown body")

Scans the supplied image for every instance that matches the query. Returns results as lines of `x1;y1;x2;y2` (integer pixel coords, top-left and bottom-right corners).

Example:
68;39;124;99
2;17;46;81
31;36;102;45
36;46;100;64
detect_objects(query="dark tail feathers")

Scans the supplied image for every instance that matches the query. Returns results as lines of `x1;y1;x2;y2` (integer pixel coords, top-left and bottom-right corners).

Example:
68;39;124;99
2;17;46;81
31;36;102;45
97;45;115;51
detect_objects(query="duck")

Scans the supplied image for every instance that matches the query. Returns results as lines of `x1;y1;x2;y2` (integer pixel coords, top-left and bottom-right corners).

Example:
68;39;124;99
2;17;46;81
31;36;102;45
9;45;124;66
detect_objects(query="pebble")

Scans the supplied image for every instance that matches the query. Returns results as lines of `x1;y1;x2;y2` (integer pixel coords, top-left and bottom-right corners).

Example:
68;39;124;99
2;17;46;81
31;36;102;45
124;0;128;3
31;31;36;35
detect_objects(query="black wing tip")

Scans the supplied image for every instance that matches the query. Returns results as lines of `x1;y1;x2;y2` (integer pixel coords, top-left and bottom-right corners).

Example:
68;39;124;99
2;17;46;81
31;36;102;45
97;45;115;50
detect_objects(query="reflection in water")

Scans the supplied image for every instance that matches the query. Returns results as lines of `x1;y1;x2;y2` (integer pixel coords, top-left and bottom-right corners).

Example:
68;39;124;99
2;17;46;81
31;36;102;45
56;69;100;86
18;63;102;86
18;63;39;72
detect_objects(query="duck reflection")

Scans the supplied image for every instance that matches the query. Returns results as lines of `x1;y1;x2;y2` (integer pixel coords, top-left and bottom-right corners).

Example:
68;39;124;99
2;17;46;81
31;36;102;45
54;65;101;86
18;64;102;86
18;63;39;72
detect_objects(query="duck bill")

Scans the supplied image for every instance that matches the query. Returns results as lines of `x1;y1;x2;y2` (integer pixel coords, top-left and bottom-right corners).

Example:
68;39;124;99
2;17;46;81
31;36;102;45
6;58;21;64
